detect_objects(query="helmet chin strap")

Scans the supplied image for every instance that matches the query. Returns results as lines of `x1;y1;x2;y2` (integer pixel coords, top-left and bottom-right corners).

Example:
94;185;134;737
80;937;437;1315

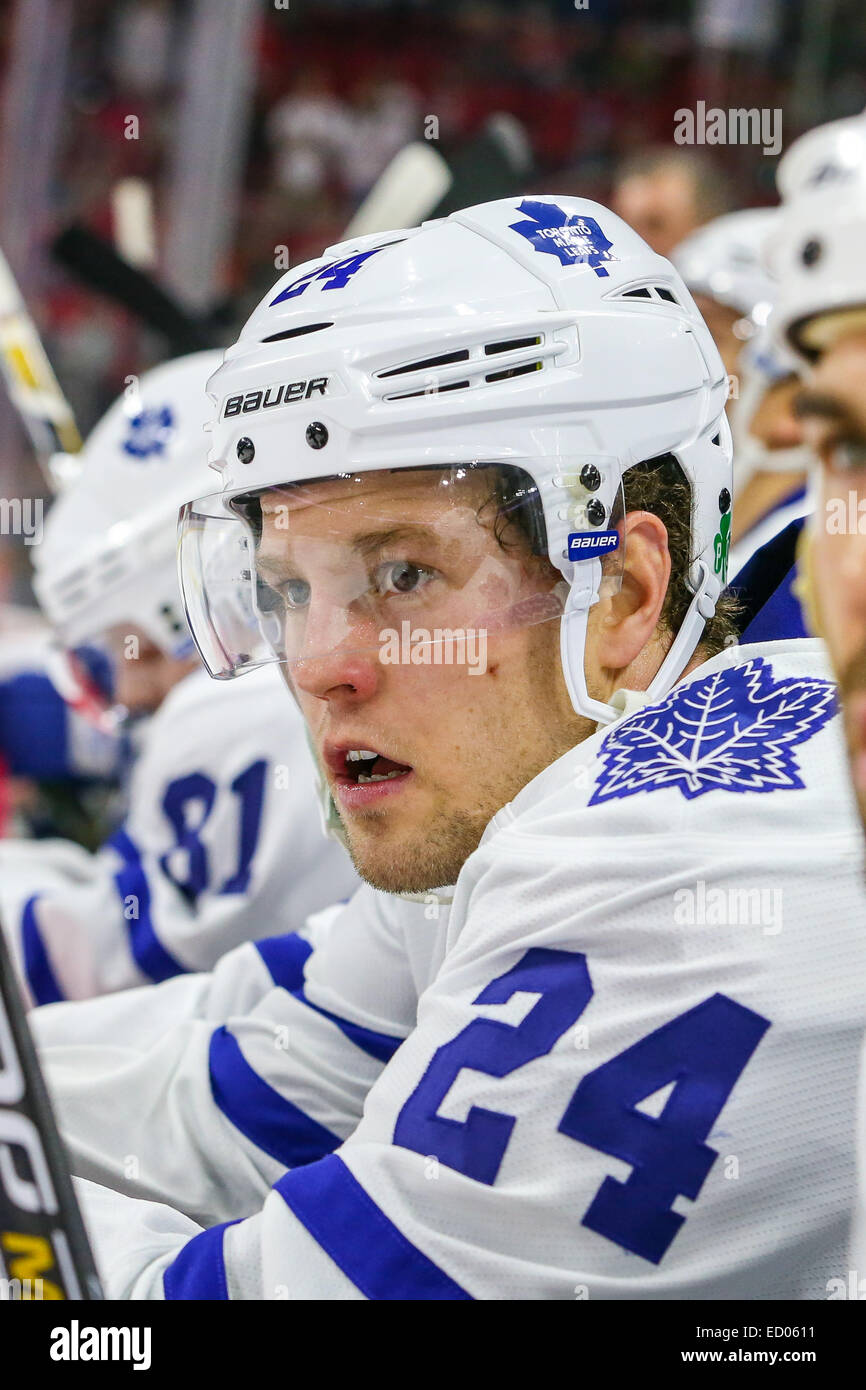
560;559;714;728
733;439;813;489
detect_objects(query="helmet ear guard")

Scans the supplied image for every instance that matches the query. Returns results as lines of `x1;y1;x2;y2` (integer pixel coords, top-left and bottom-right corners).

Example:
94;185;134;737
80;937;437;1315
558;440;725;729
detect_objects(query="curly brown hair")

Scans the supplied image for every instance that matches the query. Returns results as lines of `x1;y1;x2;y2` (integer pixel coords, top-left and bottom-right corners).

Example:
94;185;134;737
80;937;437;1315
484;454;740;660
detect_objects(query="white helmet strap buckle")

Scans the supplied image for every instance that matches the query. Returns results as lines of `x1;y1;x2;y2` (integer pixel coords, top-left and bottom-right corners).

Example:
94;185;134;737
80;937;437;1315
560;558;713;728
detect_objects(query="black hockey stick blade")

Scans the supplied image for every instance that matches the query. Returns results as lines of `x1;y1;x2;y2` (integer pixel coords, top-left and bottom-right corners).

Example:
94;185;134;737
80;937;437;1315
429;114;533;219
51;223;215;356
0;926;102;1299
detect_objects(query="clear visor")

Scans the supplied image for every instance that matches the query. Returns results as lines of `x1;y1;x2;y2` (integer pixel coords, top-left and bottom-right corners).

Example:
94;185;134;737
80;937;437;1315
178;462;625;681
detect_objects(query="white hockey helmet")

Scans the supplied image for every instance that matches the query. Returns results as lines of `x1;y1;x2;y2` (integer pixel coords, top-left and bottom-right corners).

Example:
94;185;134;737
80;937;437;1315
673;208;803;486
34;350;224;658
179;197;730;726
672;207;779;327
771;112;866;362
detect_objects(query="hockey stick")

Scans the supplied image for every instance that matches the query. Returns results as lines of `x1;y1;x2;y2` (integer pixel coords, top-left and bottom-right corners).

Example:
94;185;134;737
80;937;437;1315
427;114;532;219
342;141;453;238
111;177;158;271
51;224;215;357
0;246;82;487
0;924;102;1299
50;115;534;348
343;114;532;238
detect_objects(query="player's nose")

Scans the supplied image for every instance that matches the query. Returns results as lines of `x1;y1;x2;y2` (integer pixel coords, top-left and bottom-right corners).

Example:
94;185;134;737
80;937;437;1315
289;600;382;703
291;644;381;702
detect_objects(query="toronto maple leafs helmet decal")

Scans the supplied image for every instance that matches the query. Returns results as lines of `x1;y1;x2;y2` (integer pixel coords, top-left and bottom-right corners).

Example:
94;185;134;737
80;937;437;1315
590;658;837;804
122;404;175;460
509;199;617;277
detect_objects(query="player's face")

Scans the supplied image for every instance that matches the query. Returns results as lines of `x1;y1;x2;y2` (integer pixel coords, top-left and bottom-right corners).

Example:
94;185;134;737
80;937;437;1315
747;374;804;452
796;329;866;828
612;168;700;259
257;470;588;893
106;625;197;715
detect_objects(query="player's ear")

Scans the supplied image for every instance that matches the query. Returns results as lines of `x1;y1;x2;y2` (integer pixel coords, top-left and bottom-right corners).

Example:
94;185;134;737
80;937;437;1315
592;510;671;672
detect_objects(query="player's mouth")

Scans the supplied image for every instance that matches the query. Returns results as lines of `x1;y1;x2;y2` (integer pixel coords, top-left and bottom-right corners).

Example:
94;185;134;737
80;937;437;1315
323;740;415;809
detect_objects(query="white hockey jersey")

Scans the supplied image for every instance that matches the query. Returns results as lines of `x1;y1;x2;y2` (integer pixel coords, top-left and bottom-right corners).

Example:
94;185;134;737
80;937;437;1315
0;665;358;1003
32;638;866;1299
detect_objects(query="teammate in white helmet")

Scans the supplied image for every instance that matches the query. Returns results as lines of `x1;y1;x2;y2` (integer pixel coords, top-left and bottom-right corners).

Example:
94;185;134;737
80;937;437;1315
31;197;866;1299
672;209;812;580
0;352;357;1003
769;111;866;1288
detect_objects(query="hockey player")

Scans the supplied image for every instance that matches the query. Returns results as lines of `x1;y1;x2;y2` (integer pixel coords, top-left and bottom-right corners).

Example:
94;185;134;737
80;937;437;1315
769;113;866;1283
672;209;812;579
0;352;357;1003
30;198;866;1299
769;113;866;830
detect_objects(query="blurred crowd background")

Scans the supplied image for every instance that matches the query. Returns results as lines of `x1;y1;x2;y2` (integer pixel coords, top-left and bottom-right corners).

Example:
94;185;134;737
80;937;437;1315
0;0;864;602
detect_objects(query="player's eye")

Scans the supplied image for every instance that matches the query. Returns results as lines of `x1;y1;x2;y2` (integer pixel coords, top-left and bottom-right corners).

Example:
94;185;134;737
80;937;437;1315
821;435;866;474
257;575;310;612
373;560;436;597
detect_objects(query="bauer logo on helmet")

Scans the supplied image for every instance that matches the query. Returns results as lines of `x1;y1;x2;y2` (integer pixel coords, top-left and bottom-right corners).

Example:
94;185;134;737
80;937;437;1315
222;377;330;419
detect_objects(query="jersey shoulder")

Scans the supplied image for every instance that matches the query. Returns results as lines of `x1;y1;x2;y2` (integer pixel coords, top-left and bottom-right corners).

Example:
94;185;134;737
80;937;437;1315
488;638;850;855
145;665;305;766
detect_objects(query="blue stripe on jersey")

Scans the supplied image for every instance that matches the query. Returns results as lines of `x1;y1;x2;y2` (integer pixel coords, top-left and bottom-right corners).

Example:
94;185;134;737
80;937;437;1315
21;895;64;1005
107;828;188;983
256;930;403;1064
162;1218;240;1300
208;1025;341;1168
288;989;404;1065
256;932;313;991
276;1155;473;1301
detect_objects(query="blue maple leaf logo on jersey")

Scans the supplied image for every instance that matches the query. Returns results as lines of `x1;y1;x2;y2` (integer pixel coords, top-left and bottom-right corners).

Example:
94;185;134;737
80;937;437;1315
590;658;837;805
122;404;175;460
509;199;616;277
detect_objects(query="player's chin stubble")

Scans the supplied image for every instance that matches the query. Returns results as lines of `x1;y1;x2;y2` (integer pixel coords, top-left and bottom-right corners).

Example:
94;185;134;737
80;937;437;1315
338;720;585;894
339;800;487;894
338;622;590;894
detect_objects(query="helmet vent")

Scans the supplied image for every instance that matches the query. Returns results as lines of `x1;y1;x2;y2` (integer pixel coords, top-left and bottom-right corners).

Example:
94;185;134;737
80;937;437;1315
385;380;472;401
615;284;682;307
378;349;470;379
261;322;334;344
374;330;553;402
484;335;542;355
485;361;541;384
